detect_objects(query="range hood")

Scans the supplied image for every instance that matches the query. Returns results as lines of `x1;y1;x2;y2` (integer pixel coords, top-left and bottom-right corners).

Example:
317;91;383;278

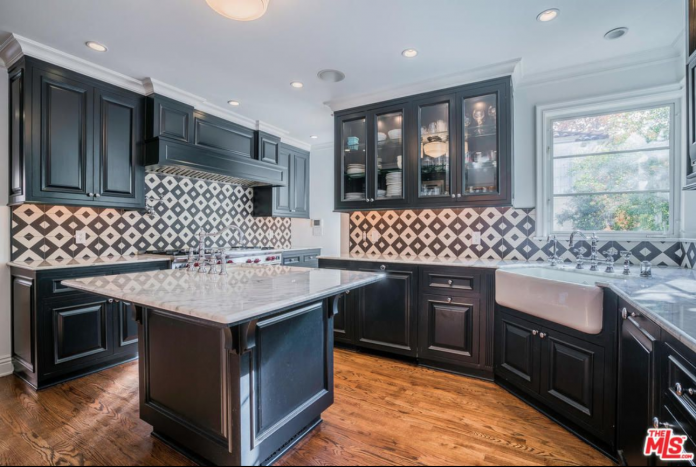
144;94;287;188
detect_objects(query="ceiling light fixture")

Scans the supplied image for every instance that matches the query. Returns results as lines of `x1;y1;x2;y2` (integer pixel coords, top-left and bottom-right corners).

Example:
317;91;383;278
205;0;270;21
604;27;629;40
310;135;319;139
85;41;108;52
290;81;304;89
402;49;418;58
317;69;346;83
228;100;240;106
536;8;559;22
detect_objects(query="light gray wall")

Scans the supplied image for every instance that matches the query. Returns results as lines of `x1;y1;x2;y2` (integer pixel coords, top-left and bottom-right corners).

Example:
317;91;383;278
291;143;343;256
0;65;12;377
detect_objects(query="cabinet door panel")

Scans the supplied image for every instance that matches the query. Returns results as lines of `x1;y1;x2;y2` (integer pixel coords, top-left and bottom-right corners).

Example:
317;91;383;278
35;70;93;199
10;68;25;199
540;329;606;431
274;148;293;214
95;89;143;206
291;152;310;217
495;312;541;393
46;297;113;373
419;294;480;365
357;266;417;356
618;310;660;466
116;302;139;349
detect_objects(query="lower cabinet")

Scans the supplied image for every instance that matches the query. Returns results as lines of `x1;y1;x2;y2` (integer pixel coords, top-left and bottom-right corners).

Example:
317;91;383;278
617;300;662;466
495;304;617;452
319;259;494;378
11;261;170;389
282;248;321;269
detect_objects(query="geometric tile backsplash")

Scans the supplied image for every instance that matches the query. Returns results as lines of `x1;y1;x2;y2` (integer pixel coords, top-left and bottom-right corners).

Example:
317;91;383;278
349;208;692;268
11;174;292;262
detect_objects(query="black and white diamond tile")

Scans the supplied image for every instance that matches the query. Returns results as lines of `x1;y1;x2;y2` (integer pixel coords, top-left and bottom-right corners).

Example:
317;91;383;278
684;242;696;269
350;208;685;267
11;174;292;261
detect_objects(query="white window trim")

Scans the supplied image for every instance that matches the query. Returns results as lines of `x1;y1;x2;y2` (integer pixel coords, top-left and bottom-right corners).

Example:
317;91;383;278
536;85;684;242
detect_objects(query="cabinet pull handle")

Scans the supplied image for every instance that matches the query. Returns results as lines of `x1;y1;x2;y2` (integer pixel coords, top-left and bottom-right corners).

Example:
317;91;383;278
539;332;547;339
621;308;639;320
676;383;695;397
653;418;673;429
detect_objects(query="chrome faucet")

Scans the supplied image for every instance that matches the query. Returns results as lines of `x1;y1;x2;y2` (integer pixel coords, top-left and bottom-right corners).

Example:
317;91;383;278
547;235;560;267
569;231;601;271
196;224;245;273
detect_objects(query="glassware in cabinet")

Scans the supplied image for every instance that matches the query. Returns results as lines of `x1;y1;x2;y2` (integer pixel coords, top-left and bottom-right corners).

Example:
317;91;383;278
462;93;500;196
341;116;368;202
417;98;455;200
374;110;405;201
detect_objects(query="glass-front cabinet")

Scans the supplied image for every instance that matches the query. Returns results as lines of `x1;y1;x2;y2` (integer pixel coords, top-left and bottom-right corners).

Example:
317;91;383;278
456;81;511;205
335;104;410;210
416;94;457;204
334;77;513;211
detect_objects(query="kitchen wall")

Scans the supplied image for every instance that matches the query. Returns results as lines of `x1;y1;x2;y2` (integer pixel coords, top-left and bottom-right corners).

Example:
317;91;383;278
0;66;12;377
11;174;292;262
348;208;687;268
291;143;342;256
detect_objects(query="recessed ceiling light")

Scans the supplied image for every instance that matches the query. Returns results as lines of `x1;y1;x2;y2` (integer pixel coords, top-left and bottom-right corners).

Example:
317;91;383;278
85;41;108;52
310;135;319;139
228;100;240;106
205;0;270;22
290;81;304;89
402;49;418;58
317;69;346;83
605;27;629;40
536;9;559;22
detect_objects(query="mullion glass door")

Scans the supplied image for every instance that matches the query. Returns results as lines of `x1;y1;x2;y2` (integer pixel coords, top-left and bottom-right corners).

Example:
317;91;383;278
417;96;455;201
373;107;406;202
341;115;368;203
461;91;500;197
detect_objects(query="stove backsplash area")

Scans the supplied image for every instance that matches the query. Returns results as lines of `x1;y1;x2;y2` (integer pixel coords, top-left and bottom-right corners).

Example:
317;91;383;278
11;174;292;262
349;209;693;269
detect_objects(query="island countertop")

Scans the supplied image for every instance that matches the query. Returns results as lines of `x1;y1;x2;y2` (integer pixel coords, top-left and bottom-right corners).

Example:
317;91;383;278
61;265;384;326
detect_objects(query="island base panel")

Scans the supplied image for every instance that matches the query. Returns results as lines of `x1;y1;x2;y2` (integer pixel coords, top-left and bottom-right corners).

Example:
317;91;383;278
136;300;335;466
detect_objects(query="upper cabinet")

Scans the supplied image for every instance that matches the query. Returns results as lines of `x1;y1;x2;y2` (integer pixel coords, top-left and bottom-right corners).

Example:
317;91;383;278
8;57;146;209
334;77;513;211
686;1;696;190
253;144;310;218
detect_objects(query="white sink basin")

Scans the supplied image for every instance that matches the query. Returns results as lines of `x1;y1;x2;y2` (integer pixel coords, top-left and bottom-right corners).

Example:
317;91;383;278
496;267;608;334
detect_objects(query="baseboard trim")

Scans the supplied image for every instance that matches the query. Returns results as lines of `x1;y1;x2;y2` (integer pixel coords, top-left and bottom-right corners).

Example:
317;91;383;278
0;356;13;378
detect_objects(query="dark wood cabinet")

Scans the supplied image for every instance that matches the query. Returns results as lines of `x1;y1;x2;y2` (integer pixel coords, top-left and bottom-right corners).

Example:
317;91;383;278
255;131;281;165
8;57;146;208
617;301;662;466
319;259;494;379
687;54;696;190
495;296;618;453
253;144;311;218
334;77;513;211
282;249;321;269
354;263;418;357
10;261;169;390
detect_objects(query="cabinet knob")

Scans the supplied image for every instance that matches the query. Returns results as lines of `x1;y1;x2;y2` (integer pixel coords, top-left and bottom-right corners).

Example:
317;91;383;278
532;330;539;336
446;297;453;303
448;280;454;286
108;299;114;303
452;194;457;199
380;265;386;271
370;198;375;203
457;194;462;198
653;417;673;429
676;383;695;397
88;193;95;197
95;193;101;198
539;332;547;339
621;308;628;320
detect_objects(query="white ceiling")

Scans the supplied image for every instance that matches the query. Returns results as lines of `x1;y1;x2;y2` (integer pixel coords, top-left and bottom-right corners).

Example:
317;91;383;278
0;0;684;146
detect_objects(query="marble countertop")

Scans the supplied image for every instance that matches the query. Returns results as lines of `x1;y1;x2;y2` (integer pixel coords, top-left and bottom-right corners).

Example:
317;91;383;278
62;265;383;326
321;253;696;354
8;254;172;271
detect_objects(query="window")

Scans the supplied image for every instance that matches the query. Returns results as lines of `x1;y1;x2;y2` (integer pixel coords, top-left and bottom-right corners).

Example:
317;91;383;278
537;91;681;239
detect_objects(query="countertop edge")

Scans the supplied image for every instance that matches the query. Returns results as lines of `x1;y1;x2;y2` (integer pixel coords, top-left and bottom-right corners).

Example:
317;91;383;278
61;272;383;327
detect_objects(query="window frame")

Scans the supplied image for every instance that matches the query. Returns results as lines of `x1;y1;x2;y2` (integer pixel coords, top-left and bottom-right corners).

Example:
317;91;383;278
536;87;683;241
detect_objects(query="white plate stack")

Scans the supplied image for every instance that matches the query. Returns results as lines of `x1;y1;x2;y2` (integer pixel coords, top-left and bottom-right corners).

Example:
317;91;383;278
346;164;366;176
385;171;403;198
345;192;366;201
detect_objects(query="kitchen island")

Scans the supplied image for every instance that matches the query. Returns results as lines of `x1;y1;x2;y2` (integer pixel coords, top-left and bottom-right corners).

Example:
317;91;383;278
62;265;383;466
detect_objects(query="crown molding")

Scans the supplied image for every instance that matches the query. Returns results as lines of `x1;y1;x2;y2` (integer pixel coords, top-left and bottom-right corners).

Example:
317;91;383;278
520;45;683;89
309;141;334;152
325;58;524;112
0;34;24;68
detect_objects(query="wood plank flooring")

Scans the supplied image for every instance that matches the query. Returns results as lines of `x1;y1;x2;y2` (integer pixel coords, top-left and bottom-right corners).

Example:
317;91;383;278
0;350;613;466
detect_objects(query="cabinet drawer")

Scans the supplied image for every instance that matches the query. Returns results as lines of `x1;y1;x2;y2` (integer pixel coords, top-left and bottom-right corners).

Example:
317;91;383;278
39;268;114;299
421;267;480;296
660;402;696;466
619;299;661;340
665;344;696;427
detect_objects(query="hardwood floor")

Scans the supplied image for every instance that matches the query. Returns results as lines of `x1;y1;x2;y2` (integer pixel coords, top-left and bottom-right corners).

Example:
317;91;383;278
0;350;614;466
